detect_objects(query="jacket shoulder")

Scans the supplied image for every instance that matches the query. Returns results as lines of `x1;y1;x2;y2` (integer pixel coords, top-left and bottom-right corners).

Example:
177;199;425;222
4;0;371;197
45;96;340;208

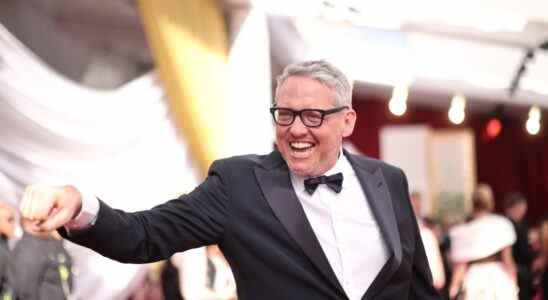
347;152;404;177
209;153;273;172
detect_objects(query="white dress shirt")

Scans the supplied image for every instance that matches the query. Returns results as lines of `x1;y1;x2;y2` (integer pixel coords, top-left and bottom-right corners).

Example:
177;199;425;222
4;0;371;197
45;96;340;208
290;153;389;300
70;153;389;299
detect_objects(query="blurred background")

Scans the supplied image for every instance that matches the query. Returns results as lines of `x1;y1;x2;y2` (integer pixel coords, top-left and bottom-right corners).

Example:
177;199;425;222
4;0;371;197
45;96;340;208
0;0;547;299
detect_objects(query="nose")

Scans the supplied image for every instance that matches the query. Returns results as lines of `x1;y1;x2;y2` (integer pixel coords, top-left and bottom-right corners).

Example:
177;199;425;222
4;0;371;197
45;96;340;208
288;115;308;136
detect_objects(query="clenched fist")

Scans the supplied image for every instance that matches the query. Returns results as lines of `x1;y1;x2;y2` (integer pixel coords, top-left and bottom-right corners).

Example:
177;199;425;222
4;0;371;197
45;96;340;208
20;185;83;232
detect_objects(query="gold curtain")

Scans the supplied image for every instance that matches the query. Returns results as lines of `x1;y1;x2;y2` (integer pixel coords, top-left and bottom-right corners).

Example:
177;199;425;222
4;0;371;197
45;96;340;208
137;0;228;177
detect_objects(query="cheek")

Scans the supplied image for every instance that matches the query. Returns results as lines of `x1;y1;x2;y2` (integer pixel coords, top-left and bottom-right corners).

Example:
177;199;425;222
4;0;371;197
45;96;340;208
314;128;339;145
275;128;286;143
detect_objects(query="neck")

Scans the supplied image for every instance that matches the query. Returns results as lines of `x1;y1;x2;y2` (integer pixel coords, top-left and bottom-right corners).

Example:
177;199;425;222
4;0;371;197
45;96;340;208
315;149;343;177
506;212;521;222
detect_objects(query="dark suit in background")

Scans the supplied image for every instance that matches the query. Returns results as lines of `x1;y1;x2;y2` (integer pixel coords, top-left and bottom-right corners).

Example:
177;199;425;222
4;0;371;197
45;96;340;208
510;219;533;300
61;150;439;300
12;233;73;300
0;236;14;298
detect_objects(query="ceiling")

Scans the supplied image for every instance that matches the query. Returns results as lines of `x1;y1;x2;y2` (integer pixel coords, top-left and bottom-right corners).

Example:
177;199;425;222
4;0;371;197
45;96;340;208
2;0;548;111
256;0;548;111
0;0;151;88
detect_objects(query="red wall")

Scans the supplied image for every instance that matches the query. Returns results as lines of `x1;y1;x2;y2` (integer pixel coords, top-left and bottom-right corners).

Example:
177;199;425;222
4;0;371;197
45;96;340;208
348;98;548;221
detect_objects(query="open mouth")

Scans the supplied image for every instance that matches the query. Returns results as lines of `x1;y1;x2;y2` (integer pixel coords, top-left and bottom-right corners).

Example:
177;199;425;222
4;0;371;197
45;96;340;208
289;141;315;153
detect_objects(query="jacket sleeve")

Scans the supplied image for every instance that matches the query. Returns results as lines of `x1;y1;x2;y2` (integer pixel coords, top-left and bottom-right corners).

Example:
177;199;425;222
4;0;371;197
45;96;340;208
399;170;442;300
59;160;230;263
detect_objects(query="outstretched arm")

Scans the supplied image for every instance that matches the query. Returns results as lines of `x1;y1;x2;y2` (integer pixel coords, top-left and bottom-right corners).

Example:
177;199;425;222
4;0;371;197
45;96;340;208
449;262;467;299
20;161;231;263
500;246;517;282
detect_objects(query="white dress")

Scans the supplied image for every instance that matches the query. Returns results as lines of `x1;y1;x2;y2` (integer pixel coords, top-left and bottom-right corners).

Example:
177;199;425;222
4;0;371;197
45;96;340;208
450;214;518;300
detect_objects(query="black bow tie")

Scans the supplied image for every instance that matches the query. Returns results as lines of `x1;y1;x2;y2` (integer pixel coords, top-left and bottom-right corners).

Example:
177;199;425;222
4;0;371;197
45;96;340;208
303;173;344;195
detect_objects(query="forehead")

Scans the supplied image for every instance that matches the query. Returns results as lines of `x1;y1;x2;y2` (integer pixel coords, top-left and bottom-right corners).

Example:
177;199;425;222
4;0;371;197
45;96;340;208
515;201;527;208
276;76;336;107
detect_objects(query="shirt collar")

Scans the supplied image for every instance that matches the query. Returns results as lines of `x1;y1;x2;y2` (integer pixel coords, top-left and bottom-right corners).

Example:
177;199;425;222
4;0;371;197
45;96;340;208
290;149;353;191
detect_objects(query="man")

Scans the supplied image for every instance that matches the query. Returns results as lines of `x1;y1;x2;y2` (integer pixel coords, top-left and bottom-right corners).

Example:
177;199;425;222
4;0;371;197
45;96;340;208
19;60;439;299
504;192;533;300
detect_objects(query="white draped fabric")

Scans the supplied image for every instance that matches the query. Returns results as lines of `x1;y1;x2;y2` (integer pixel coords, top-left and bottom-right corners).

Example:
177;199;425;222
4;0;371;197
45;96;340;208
0;22;200;299
0;171;16;205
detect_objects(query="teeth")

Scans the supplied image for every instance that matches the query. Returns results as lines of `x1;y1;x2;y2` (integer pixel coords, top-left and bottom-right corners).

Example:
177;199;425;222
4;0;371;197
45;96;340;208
290;142;313;149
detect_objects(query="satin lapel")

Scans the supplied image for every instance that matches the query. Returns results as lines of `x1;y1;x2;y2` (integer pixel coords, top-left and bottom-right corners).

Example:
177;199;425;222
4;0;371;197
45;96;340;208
254;160;346;296
344;152;402;299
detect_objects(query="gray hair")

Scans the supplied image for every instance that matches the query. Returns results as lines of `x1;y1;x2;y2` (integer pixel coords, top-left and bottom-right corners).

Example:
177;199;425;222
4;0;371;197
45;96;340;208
275;60;353;107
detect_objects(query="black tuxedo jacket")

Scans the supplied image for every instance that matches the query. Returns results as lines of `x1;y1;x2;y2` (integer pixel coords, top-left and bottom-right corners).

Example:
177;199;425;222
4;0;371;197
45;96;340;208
62;150;440;300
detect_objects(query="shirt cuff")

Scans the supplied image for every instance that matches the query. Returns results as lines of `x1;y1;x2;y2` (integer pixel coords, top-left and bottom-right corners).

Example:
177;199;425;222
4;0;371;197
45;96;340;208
64;190;100;231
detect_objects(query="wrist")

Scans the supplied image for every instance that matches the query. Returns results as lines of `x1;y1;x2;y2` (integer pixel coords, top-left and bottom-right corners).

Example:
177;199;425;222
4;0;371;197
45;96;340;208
64;187;99;231
63;185;83;220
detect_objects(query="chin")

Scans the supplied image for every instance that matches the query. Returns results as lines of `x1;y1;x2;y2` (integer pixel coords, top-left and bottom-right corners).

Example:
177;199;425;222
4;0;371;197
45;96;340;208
287;163;311;177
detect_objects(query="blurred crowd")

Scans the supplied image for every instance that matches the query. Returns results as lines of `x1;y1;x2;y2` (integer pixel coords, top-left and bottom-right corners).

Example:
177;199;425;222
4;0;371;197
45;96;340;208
411;185;548;300
130;245;237;300
0;173;236;300
1;182;546;300
0;197;237;300
0;198;237;300
0;201;72;300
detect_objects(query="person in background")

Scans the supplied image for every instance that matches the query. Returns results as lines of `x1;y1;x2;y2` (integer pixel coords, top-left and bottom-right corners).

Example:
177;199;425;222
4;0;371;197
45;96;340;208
530;226;542;265
532;217;548;300
0;173;19;300
161;254;185;300
504;192;533;300
171;248;208;300
410;191;446;291
165;245;236;300
129;263;164;300
11;218;73;300
205;245;236;300
449;183;518;300
0;201;15;299
530;224;546;297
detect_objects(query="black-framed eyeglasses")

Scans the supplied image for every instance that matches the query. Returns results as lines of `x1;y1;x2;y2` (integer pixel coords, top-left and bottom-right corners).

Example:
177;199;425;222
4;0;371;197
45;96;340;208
270;106;348;128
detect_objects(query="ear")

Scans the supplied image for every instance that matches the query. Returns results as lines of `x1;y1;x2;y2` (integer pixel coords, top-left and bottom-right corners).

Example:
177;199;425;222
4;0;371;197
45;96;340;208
342;108;357;138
